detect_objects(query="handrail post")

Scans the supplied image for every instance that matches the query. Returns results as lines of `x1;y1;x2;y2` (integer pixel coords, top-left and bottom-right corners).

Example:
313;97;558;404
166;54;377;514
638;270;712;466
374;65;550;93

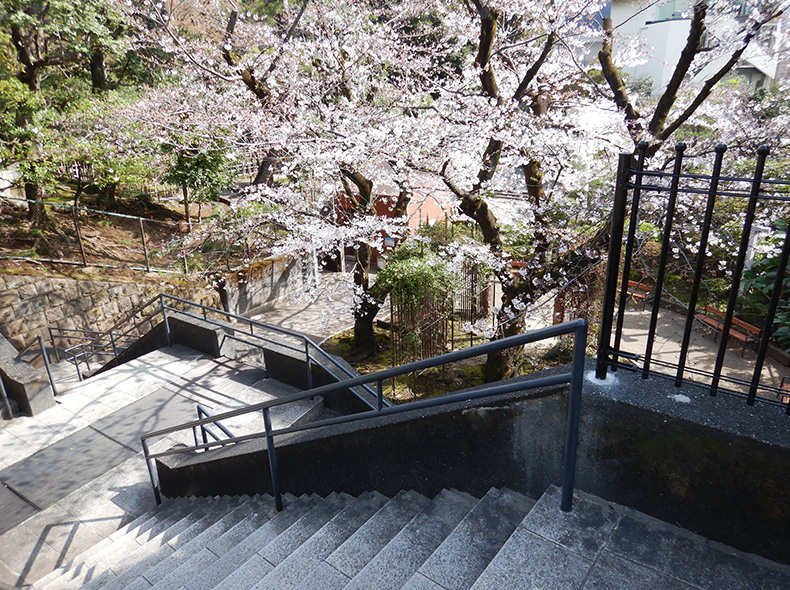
38;336;57;397
110;331;118;361
161;294;172;347
139;217;151;272
141;438;162;505
596;153;632;379
48;327;60;362
377;379;383;412
561;320;587;512
305;340;313;390
263;407;283;511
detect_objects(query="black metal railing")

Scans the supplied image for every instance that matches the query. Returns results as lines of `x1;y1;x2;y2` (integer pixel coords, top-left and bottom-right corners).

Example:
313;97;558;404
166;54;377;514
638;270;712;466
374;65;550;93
597;142;790;412
140;319;588;513
50;327;138;380
49;294;384;410
193;405;235;449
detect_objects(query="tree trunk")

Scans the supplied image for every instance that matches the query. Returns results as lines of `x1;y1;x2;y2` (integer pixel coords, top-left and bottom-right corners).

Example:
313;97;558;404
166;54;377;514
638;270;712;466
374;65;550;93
182;184;191;231
106;182;118;208
351;243;379;355
252;149;279;185
90;50;108;92
25;181;47;226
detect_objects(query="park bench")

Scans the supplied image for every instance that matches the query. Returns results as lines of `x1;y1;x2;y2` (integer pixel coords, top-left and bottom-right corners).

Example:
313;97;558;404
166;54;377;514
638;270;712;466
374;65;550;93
778;376;790;404
618;280;652;309
694;305;760;355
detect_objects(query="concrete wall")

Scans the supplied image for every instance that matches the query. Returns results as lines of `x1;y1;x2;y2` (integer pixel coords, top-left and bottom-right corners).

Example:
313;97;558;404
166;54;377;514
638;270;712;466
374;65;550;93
218;254;313;316
0;272;219;350
157;361;790;564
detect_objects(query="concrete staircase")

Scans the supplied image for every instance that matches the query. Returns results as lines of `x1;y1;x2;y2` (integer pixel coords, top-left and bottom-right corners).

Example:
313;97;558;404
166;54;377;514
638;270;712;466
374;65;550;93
28;485;790;590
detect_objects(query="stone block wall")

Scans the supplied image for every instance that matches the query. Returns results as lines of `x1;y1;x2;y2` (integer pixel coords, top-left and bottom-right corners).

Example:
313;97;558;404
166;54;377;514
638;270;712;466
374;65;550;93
218;253;315;316
0;272;220;350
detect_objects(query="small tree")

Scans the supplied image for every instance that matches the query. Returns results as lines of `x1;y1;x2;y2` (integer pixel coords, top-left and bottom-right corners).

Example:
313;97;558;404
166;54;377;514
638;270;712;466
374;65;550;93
165;146;232;230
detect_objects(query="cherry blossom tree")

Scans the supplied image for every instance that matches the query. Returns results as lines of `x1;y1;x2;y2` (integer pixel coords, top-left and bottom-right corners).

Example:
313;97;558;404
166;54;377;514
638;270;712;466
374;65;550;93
112;0;787;375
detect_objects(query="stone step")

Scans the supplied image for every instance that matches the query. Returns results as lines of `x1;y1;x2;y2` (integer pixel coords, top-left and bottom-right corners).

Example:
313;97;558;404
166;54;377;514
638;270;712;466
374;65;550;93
144;494;279;590
324;490;432;581
39;496;234;590
408;487;536;590
342;489;478;590
213;492;354;590
33;498;196;589
97;496;265;590
26;485;790;590
248;491;390;590
181;494;320;590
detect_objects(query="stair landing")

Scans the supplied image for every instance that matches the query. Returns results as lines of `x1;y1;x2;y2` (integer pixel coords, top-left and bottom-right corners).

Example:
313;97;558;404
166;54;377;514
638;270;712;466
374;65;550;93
0;344;322;584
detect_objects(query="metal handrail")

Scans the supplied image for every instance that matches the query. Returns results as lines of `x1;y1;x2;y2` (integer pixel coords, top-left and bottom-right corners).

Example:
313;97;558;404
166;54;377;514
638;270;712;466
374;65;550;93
15;335;57;397
49;296;165;379
156;294;382;409
141;319;588;512
194;404;235;449
50;293;381;409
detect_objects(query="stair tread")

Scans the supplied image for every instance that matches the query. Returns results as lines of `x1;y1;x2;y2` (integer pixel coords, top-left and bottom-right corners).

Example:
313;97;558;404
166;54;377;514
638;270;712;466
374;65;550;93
76;499;239;590
182;494;319;590
103;498;254;590
33;499;194;589
326;490;431;579
258;492;353;567
39;500;217;590
414;487;535;590
343;489;477;590
249;492;390;590
145;498;273;590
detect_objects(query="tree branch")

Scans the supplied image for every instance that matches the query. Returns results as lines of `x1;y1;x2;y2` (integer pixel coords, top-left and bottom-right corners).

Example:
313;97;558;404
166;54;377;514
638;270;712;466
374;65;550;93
339;166;374;210
513;32;557;102
473;138;503;192
266;0;310;76
657;10;784;143
474;4;501;101
648;1;707;138
598;17;641;138
440;161;503;253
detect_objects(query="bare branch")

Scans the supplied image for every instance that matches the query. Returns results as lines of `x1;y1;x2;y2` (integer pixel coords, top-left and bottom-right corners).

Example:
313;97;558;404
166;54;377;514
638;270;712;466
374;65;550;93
648;1;707;138
474;4;501;101
339;166;374;210
266;0;311;76
473;138;503;192
657;9;785;143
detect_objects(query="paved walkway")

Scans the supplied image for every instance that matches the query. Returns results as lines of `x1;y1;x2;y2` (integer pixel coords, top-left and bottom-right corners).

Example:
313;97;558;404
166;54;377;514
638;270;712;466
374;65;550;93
245;275;359;344
616;306;790;399
0;284;354;587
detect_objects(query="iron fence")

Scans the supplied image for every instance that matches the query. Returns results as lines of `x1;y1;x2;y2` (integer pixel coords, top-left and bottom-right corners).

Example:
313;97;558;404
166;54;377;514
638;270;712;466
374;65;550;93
596;142;790;413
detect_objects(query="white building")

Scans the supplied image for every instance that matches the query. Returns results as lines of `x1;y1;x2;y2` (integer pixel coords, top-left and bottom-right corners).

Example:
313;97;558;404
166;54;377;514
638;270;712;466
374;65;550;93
601;0;784;95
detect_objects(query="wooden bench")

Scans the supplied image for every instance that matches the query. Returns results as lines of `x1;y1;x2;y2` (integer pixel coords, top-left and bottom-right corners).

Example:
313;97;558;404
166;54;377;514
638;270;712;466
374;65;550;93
694;305;760;355
618;280;652;309
778;376;790;404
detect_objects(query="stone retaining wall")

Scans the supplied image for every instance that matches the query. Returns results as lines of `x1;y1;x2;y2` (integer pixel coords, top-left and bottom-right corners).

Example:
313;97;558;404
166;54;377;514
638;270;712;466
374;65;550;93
0;272;219;350
218;253;315;316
